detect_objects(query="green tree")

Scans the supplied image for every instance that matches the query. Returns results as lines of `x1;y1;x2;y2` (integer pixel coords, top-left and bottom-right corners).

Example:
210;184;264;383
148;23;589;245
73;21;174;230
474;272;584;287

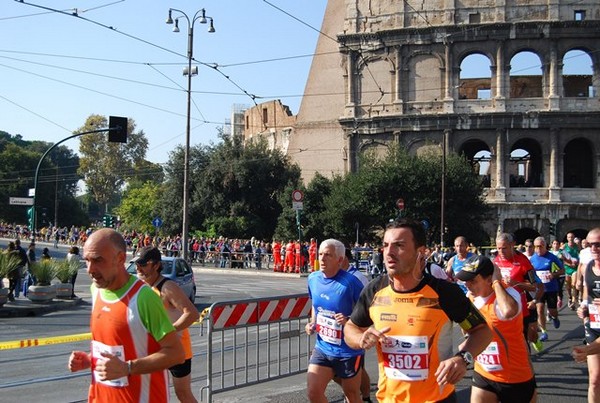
315;144;490;246
158;143;212;236
116;181;161;234
0;133;85;227
197;133;301;239
77;115;148;213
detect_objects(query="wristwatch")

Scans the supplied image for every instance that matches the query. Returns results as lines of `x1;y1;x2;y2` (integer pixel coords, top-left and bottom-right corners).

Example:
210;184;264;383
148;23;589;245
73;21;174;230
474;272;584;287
456;350;474;367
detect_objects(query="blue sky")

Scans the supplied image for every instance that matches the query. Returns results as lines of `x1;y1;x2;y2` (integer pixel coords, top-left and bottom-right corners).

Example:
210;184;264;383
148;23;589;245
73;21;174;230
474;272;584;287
3;1;592;168
1;0;328;164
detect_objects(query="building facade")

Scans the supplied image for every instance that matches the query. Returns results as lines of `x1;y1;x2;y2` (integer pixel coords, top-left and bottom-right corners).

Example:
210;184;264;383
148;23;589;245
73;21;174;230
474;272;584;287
245;0;600;243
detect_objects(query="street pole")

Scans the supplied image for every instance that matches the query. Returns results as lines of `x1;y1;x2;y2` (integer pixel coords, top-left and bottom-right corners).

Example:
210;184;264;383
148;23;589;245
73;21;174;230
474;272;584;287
440;130;447;248
31;118;127;235
166;7;214;261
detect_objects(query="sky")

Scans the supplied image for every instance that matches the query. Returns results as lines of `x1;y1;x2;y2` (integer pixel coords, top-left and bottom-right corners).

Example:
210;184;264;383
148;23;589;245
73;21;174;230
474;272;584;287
1;0;328;165
2;0;592;170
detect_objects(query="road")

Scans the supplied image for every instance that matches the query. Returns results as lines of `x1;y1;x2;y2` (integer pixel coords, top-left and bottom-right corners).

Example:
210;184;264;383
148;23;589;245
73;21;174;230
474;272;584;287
0;239;592;402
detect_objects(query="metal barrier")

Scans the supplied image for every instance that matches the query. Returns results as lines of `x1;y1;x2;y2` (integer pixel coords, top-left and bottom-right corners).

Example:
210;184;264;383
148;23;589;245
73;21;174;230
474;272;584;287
201;293;312;402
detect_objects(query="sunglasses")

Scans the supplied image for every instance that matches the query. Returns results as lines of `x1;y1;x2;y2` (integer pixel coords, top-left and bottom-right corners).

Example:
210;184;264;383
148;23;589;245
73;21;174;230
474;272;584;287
589;242;600;248
135;261;154;267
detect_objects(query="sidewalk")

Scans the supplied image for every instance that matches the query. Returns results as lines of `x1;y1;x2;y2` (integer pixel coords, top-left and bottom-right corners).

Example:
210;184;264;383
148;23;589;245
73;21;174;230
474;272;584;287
0;296;84;318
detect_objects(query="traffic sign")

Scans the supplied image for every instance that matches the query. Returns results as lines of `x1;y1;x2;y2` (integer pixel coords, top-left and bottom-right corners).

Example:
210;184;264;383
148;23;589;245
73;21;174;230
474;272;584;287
292;189;304;202
10;197;33;206
396;198;405;210
152;217;163;228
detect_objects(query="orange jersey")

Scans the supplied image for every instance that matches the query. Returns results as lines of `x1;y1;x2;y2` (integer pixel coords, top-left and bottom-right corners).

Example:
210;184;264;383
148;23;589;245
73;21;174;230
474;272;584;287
471;286;534;384
351;275;488;402
90;278;173;402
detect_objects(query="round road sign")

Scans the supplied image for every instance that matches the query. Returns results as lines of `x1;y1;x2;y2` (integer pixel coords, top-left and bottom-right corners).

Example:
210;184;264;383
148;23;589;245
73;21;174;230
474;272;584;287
292;189;304;202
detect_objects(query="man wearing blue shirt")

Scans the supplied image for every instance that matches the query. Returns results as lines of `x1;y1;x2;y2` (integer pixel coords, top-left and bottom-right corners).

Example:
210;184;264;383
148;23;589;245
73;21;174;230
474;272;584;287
530;236;565;342
305;239;365;403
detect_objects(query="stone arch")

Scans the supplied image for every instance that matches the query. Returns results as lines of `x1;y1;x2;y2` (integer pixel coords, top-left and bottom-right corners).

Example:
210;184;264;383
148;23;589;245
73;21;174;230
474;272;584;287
513;227;540;246
356;55;395;106
509;50;543;98
509;138;543;187
562;49;594;97
457;52;493;100
405;51;444;102
564;138;595;188
457;139;492;187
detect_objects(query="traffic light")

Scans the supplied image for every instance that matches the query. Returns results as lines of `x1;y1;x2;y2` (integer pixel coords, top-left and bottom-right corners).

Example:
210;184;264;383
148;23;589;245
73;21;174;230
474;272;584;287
27;207;34;230
103;214;115;228
549;222;556;236
108;116;128;143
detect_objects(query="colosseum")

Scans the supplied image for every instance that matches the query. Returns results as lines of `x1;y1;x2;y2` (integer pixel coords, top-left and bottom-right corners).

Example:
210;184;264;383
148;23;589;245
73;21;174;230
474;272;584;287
244;0;600;244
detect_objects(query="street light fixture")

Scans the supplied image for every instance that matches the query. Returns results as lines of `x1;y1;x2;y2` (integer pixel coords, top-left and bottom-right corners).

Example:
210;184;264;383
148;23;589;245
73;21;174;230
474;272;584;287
166;7;215;261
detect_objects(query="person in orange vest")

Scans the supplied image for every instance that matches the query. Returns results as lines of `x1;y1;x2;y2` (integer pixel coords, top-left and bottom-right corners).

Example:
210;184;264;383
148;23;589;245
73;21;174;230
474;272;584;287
309;238;317;272
284;240;295;273
295;240;302;273
273;240;283;272
68;229;185;402
457;255;537;402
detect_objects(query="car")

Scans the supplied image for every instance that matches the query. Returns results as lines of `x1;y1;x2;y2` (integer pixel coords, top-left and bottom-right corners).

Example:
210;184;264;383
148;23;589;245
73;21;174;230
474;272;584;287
126;256;196;303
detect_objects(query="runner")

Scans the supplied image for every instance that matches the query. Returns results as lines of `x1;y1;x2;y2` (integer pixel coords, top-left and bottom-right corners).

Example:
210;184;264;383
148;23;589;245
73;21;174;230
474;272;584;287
305;239;365;403
457;255;537;402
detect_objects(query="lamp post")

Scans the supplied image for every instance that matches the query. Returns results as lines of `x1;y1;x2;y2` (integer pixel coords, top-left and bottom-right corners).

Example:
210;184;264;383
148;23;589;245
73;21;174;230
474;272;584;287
166;8;215;261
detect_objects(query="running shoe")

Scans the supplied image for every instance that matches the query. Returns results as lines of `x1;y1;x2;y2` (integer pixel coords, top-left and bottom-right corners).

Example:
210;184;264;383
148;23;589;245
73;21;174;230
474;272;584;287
539;331;549;342
552;316;561;329
568;301;575;310
531;339;544;353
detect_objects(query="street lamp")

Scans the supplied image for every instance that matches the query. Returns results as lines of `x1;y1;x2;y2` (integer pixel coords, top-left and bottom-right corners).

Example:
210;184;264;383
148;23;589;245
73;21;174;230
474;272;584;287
166;7;215;260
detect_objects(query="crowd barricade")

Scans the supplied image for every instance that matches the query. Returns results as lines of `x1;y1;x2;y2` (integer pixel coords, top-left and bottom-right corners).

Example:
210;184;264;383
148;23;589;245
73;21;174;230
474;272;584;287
201;293;312;402
194;251;277;270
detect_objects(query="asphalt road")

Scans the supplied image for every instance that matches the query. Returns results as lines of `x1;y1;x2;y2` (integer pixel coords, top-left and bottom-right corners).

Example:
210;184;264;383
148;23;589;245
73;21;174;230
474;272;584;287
0;238;592;402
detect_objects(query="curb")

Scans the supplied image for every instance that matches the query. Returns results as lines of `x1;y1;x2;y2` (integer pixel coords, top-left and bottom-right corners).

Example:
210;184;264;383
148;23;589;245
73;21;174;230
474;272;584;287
0;297;85;318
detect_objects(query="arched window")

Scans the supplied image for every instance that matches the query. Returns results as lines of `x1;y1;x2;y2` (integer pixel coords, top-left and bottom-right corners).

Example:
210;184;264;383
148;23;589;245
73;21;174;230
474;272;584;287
562;50;594;97
564;138;594;188
459;53;492;99
509;51;543;98
509;139;543;187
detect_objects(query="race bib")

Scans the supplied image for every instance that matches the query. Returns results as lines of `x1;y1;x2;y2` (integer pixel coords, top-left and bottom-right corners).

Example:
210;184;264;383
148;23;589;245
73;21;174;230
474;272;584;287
500;268;512;284
590;304;600;329
92;340;128;387
381;335;429;381
538;270;553;283
316;313;342;345
476;341;503;372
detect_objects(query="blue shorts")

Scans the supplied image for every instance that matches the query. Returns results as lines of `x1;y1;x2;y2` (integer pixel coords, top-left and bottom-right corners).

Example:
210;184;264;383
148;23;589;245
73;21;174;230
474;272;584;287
309;348;363;379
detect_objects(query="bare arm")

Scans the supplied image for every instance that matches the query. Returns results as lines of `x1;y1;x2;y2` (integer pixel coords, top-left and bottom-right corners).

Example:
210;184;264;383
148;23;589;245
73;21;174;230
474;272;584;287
491;265;519;319
344;319;391;350
162;281;199;331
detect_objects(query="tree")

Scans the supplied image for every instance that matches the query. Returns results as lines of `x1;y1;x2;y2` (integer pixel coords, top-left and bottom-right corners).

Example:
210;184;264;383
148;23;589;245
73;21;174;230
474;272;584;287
0;133;85;227
77;114;148;213
196;133;301;240
116;181;161;234
158;143;212;236
159;132;301;240
313;144;490;246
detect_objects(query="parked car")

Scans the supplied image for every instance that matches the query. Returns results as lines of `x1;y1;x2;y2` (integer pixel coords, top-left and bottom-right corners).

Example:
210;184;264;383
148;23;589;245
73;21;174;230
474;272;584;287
126;256;196;303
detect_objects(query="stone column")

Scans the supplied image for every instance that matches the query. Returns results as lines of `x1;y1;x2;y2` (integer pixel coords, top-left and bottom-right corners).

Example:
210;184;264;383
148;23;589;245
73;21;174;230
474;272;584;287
443;42;454;113
548;128;561;201
548;42;560;110
495;42;506;111
395;46;404;111
495;128;506;201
